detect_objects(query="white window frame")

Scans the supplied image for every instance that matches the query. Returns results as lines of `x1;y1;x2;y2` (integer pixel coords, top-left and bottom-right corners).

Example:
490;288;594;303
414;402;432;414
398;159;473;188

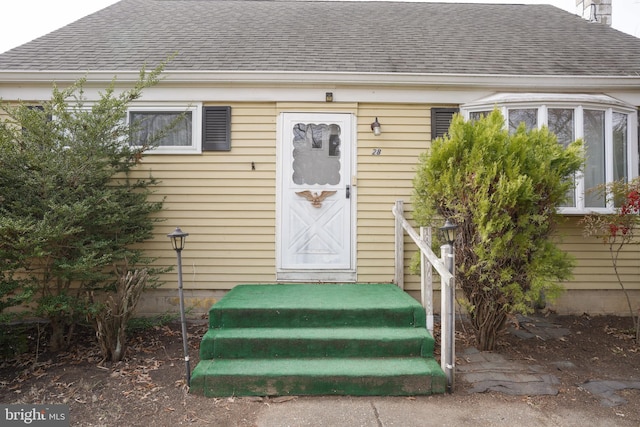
462;94;638;214
127;103;202;154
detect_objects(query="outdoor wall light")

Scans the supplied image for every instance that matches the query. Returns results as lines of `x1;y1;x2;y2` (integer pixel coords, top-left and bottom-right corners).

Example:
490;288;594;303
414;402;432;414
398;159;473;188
589;3;598;22
371;117;381;136
439;219;458;246
167;227;190;386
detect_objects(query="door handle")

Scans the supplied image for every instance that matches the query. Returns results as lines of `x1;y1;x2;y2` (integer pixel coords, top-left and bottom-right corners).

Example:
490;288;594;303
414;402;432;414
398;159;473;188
346;185;350;199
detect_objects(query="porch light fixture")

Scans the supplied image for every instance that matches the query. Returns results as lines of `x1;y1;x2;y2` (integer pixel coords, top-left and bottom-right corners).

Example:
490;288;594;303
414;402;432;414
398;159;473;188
371;117;381;136
167;227;190;386
589;3;597;22
439;219;458;246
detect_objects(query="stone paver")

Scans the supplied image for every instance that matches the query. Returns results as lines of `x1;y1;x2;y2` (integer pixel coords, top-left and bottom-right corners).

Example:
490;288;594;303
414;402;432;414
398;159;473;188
507;315;571;340
457;347;560;396
580;380;640;407
459;316;639;408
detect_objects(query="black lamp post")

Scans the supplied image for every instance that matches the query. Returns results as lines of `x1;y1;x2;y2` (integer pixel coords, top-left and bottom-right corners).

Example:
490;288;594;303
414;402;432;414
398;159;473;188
440;218;457;246
167;227;190;386
438;218;458;392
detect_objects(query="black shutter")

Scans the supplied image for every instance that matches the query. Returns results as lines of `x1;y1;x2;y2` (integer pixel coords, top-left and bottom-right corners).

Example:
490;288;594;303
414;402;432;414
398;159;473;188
431;107;459;140
202;106;231;151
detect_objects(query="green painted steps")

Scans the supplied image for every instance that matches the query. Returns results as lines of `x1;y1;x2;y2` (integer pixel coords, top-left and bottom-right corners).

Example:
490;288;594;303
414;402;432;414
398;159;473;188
207;283;426;328
191;358;444;397
199;327;435;359
190;284;446;396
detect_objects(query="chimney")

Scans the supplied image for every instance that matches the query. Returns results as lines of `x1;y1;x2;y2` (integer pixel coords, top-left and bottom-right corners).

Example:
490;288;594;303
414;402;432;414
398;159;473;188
576;0;612;26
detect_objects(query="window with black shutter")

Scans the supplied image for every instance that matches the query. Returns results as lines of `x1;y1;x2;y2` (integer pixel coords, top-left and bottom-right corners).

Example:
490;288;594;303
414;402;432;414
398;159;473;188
431;107;459;140
128;104;200;153
202;106;231;151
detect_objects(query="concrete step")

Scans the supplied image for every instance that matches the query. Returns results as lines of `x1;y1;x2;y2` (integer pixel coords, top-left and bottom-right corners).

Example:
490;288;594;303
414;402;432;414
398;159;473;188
199;326;435;359
190;357;447;397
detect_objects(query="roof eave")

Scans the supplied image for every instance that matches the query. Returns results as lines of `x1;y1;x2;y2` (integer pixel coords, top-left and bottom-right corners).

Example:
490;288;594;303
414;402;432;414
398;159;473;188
1;70;640;91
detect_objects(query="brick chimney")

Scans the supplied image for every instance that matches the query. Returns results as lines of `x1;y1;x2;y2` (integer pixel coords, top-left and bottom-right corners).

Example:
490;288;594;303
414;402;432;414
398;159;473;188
576;0;612;26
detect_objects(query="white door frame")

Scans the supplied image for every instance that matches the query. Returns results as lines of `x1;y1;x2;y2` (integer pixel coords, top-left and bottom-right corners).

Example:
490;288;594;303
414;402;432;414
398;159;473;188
276;112;357;282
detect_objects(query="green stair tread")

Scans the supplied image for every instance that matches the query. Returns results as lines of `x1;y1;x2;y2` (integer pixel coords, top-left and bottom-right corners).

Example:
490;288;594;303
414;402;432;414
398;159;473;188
209;284;426;328
199;327;435;359
193;357;444;377
214;284;421;310
204;326;432;340
190;358;447;396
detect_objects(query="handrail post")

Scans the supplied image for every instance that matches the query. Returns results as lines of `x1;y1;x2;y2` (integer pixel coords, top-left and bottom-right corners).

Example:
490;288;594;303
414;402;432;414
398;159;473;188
394;200;404;289
420;227;433;335
392;201;455;391
441;243;455;392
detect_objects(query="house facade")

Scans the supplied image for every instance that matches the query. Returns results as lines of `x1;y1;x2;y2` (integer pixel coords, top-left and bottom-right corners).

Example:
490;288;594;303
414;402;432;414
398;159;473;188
1;0;640;316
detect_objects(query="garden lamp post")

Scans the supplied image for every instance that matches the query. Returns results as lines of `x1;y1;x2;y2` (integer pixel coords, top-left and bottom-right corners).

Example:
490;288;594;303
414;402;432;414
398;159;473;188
439;218;457;392
168;227;190;387
440;219;457;247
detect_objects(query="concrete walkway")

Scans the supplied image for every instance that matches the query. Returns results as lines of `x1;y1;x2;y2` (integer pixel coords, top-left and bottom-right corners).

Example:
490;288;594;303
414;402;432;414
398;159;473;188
253;395;629;427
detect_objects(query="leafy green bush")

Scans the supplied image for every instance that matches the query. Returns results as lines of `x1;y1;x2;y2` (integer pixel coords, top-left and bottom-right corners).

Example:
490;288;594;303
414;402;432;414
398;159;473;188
0;65;168;352
413;110;583;350
0;322;32;360
0;217;36;319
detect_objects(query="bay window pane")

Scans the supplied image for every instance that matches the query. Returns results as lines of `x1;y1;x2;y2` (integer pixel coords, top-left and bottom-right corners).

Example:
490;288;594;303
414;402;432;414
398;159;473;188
612;112;628;183
508;108;537;133
469;111;491;122
549;108;576;207
584;110;605;208
548;109;575;146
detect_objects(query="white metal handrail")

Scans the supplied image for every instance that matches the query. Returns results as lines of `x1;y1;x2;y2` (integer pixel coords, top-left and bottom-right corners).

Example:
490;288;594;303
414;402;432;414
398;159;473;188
392;200;456;391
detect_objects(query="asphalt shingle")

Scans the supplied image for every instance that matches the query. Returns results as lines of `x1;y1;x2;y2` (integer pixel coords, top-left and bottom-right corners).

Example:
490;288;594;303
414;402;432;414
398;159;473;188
1;0;639;76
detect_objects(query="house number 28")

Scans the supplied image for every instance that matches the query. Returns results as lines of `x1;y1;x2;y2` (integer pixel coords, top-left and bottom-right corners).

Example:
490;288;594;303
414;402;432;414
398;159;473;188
372;148;382;155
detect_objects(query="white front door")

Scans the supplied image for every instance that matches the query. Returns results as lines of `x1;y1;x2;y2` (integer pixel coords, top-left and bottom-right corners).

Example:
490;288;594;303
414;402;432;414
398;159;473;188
277;113;355;281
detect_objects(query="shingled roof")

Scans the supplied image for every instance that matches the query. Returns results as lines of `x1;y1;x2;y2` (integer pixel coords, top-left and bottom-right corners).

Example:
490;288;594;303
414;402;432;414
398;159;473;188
1;0;640;76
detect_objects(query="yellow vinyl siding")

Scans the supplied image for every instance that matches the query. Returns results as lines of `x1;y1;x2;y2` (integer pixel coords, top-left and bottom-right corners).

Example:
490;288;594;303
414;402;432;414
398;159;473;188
556;217;640;291
356;104;432;288
276;102;358;114
4;94;638;315
128;101;640;299
141;102;278;290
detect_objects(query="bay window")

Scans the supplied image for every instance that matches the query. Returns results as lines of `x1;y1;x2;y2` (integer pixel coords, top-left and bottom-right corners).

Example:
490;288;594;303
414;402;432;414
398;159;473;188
462;94;639;214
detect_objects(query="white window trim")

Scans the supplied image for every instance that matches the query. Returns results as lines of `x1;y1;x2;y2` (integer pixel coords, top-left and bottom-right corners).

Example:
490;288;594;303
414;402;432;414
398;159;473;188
462;94;638;215
127;103;202;154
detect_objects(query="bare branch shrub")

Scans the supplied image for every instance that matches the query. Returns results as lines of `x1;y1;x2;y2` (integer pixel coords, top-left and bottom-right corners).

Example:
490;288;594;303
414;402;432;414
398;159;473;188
89;266;149;362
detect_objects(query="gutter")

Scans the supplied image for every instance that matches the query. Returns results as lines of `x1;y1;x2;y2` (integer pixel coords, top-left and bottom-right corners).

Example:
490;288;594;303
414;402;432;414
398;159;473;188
1;70;640;91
